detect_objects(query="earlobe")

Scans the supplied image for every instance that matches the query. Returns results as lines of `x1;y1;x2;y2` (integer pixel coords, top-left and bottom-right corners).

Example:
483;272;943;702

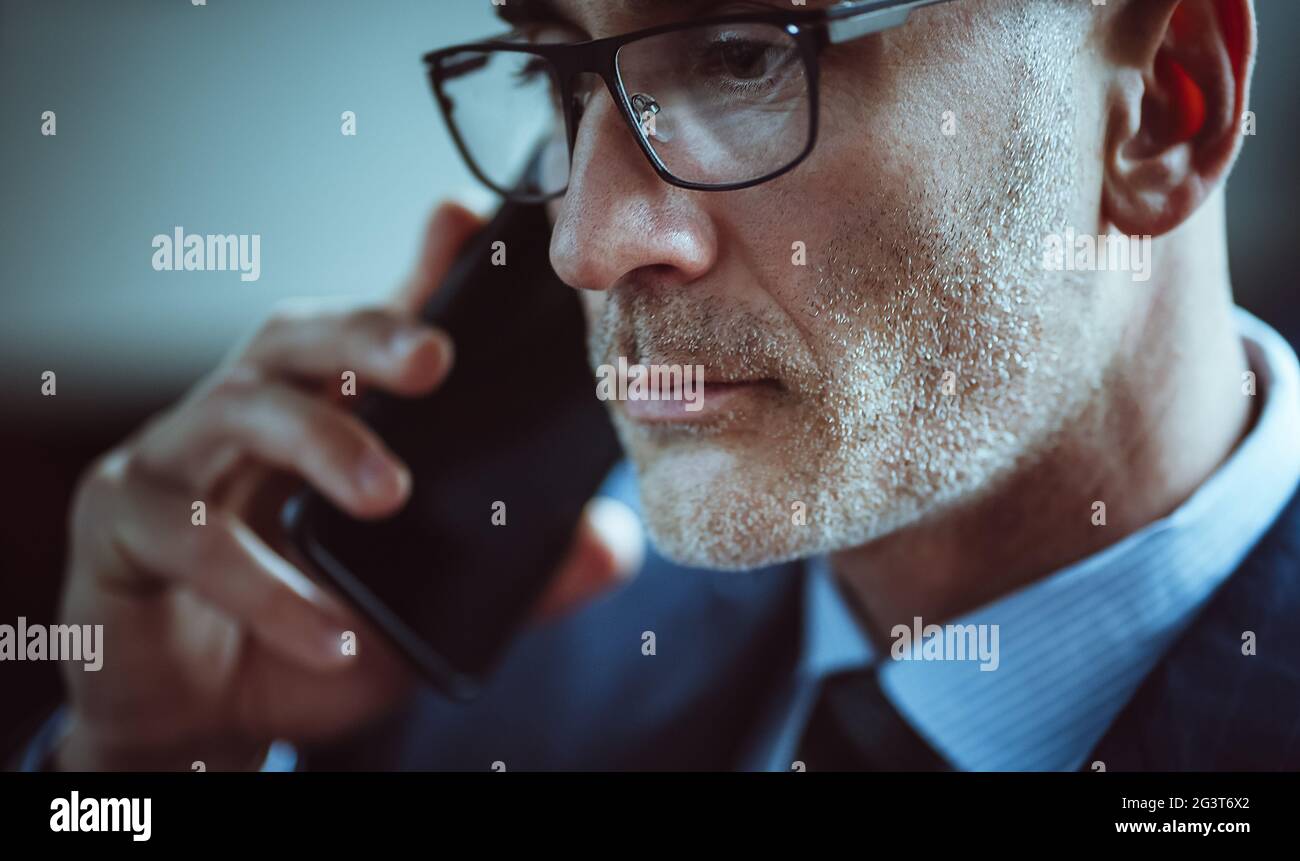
1102;0;1254;238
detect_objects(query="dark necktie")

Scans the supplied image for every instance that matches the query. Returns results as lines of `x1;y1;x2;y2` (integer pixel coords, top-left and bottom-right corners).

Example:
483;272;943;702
795;669;951;771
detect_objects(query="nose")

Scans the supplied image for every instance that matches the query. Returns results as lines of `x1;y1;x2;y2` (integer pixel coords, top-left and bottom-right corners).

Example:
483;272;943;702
549;76;715;294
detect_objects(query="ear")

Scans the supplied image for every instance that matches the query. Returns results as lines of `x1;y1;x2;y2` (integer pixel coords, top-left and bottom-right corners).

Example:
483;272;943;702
1102;0;1254;237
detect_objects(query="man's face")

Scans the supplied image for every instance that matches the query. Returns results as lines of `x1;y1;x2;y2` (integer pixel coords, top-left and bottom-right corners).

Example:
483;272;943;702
544;0;1121;569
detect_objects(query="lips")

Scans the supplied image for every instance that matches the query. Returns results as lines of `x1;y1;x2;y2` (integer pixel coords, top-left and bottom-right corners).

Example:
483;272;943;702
628;358;770;388
620;378;781;424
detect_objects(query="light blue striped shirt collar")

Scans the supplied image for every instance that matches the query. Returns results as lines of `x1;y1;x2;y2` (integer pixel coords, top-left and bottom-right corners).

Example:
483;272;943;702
752;308;1300;771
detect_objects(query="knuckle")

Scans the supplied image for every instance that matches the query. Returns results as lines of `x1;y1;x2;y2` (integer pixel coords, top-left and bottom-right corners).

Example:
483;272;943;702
245;299;315;355
71;450;129;523
116;446;153;487
254;309;293;347
262;299;313;335
205;368;263;408
86;448;128;493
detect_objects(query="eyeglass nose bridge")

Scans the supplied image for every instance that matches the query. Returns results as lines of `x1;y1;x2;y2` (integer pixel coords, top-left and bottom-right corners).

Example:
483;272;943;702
548;71;667;187
545;40;678;172
548;41;625;143
557;70;618;151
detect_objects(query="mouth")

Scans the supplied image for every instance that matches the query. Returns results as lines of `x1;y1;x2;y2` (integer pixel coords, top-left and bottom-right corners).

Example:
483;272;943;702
620;378;782;425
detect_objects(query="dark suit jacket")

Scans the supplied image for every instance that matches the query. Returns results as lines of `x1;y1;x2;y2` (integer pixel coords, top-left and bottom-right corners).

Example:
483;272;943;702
307;469;1300;771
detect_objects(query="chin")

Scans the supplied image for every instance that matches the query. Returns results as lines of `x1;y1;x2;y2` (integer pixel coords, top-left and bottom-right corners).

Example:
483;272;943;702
628;440;874;571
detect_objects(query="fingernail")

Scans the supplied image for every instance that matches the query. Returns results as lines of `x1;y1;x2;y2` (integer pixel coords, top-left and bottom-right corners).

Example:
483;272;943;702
357;450;406;499
388;328;431;362
428;330;454;366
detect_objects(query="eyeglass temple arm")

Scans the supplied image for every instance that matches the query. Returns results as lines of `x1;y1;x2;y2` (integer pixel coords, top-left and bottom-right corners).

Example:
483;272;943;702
438;54;490;79
824;0;958;45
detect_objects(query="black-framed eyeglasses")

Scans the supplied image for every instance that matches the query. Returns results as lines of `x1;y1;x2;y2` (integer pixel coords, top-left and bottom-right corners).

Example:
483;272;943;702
423;0;958;202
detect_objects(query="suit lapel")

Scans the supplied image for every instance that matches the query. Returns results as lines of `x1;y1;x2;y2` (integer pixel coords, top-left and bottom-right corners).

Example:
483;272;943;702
1086;487;1300;770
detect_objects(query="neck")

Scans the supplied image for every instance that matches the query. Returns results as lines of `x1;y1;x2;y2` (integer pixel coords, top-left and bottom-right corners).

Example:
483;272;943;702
831;196;1255;647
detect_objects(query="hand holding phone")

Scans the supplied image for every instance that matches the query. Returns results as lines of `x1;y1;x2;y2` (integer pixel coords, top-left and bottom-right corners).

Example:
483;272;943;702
284;199;632;699
54;202;635;770
383;201;641;630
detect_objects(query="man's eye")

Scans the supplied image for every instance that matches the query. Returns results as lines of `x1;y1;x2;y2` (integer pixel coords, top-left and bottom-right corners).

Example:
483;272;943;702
704;36;786;82
721;40;772;78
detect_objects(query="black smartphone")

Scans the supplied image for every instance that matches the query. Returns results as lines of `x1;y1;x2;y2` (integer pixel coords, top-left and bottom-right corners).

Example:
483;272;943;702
282;199;622;700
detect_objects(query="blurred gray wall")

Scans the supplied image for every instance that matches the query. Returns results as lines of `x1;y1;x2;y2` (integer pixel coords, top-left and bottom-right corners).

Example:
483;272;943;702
1224;0;1300;329
1;0;499;423
2;0;1297;425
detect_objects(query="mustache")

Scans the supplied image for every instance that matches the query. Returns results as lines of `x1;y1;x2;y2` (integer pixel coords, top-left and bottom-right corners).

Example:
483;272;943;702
587;289;815;387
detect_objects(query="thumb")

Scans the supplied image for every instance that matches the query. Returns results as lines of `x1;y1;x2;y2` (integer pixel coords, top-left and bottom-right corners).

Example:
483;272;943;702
531;497;645;622
391;201;486;314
